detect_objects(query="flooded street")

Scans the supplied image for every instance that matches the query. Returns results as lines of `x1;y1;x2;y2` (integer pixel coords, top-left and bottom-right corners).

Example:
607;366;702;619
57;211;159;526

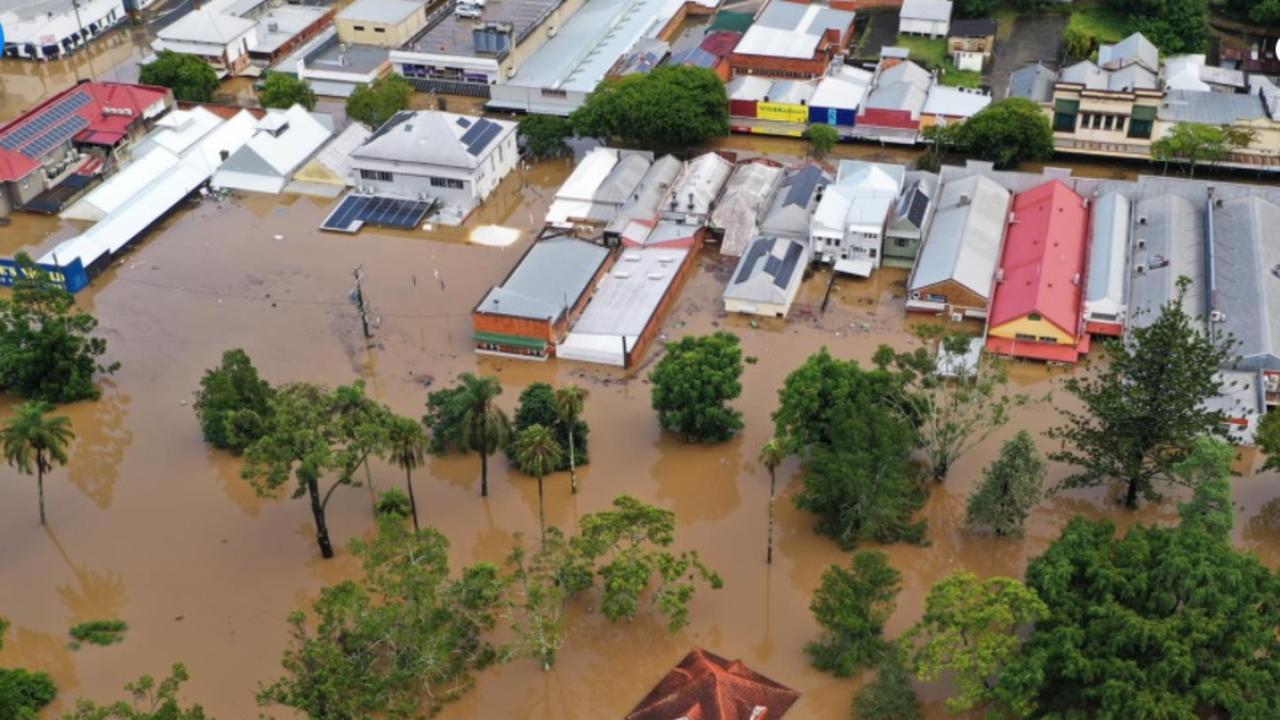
4;67;1280;719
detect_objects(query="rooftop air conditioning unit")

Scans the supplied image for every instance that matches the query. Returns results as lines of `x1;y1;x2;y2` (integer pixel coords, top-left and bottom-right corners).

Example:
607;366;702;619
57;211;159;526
958;194;971;206
1210;310;1226;322
614;271;631;279
1138;215;1148;225
647;272;665;280
1135;263;1147;274
1136;238;1146;249
951;312;963;322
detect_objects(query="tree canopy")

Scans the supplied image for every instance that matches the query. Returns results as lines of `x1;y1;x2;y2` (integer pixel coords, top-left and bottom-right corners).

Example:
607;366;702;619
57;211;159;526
507;382;588;472
0;253;117;403
0;617;56;720
61;664;208;720
3;400;75;525
852;651;922;720
805;124;839;156
1048;278;1234;508
1152;122;1257;178
517;115;573;159
423;383;470;455
953;98;1054;169
965;430;1045;537
193;349;275;455
806;550;901;676
649;332;744;443
346;75;413;130
998;516;1280;718
571;66;729;148
139;51;219;103
258;72;317;111
1107;0;1208;54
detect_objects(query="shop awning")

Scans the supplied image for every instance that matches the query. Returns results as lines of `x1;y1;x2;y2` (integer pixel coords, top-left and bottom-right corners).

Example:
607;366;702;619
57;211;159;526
473;331;547;350
834;257;873;277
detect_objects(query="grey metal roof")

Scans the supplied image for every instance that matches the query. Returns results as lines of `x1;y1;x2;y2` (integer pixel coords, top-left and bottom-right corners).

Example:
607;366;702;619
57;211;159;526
892;177;932;232
866;61;931;113
605;155;682;234
1085;191;1130;307
1007;63;1056;103
594;153;651;206
711;161;785;256
666;152;733;218
725;236;809;305
476;238;610;320
901;0;952;22
1211;196;1280;371
1127;194;1205;329
1158;88;1266;125
760;163;830;238
1098;32;1159;72
337;0;423;25
909;174;1010;297
1059;60;1155;91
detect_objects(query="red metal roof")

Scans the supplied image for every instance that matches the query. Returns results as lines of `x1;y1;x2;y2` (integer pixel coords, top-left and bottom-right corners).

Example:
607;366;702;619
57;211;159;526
986;179;1089;336
0;81;171;183
627;649;800;720
700;31;743;58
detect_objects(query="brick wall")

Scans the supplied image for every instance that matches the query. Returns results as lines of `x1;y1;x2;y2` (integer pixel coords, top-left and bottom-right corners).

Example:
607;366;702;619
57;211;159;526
625;230;705;368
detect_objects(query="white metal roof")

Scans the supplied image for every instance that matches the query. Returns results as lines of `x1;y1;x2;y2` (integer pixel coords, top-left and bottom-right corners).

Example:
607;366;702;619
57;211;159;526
62;147;181;222
728;75;773;101
812;161;903;236
352;111;516;170
900;0;952;22
809;75;867;110
157;7;256;45
667;153;733;217
212;106;333;192
1084;191;1129;320
923;85;989;117
337;0;423;24
733;0;855;60
570;248;689;336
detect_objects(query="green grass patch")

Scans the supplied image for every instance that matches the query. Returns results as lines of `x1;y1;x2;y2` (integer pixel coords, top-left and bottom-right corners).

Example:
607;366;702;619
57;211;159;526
939;59;983;88
68;620;127;648
1067;2;1128;44
894;35;947;67
993;7;1020;41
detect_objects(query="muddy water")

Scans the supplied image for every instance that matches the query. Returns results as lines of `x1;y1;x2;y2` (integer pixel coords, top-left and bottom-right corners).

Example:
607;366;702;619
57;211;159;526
0;29;153;122
2;125;1280;720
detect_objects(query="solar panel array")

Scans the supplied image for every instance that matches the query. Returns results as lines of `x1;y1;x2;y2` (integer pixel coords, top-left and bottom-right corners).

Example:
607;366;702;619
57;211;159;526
737;239;769;284
319;195;432;233
773;241;803;289
459;118;501;156
0;91;92;158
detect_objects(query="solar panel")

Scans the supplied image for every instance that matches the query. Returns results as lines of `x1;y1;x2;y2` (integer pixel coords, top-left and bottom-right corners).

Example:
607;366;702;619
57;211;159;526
466;121;501;156
319;195;431;233
18;115;88;159
456;117;472;128
773;241;803;289
736;239;769;284
458;118;492;146
783;166;822;208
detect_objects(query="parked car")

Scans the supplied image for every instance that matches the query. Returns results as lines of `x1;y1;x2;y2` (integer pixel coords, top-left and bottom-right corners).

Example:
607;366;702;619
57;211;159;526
455;2;482;17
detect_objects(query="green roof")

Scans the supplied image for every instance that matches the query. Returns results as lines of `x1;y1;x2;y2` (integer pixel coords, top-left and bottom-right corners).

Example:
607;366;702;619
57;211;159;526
709;10;753;34
474;331;547;349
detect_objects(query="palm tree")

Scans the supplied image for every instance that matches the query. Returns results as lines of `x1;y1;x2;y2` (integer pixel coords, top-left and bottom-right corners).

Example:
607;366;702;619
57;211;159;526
759;437;788;565
514;424;563;544
386;417;428;533
3;401;75;525
459;373;510;498
553;384;588;494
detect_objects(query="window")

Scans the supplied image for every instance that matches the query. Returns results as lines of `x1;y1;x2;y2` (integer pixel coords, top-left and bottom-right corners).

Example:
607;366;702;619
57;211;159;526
1015;333;1037;341
360;169;392;182
926;293;946;303
1039;336;1057;343
540;88;567;98
374;27;385;33
894;238;909;248
430;177;464;189
869;249;877;258
353;25;365;31
1129;118;1153;139
1053;112;1077;133
1028;312;1041;321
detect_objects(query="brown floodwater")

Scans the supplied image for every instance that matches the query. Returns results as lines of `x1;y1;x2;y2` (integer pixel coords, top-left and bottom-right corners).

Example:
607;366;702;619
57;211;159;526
4;77;1280;720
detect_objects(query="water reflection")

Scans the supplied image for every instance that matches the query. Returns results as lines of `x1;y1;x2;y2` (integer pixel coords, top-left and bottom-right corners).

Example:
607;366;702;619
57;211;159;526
47;526;128;625
649;435;744;523
66;383;132;509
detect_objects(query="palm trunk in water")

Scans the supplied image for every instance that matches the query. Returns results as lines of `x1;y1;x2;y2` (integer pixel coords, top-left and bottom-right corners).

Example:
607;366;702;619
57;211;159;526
405;466;420;533
37;455;46;526
568;429;577;494
766;468;776;564
480;451;489;497
537;474;546;545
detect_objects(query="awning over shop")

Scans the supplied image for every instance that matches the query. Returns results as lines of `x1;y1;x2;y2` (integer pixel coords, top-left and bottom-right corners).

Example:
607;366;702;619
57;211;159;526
834;257;873;277
473;331;547;350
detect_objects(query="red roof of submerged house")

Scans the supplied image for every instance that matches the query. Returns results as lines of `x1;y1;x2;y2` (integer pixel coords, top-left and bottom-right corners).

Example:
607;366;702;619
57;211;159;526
0;81;172;182
986;179;1089;336
626;649;800;720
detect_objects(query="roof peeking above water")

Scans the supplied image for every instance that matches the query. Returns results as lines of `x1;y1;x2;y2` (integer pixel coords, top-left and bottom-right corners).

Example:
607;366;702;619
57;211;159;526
626;649;800;720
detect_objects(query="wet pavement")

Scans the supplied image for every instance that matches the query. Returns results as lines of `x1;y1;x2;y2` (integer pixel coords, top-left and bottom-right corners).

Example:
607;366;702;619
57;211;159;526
3;33;1280;720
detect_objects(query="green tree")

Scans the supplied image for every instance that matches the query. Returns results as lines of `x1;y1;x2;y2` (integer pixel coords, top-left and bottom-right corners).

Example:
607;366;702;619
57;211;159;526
384;416;428;533
777;349;926;549
650;332;744;443
503;528;584;671
1048;278;1234;509
192;348;275;455
759;437;788;564
2;401;74;525
877;327;1025;482
999;517;1280;718
806;551;901;677
1152;121;1257;178
260;516;503;719
517;114;573;159
345;75;413;130
138;51;219;103
458;373;511;498
553;384;588;493
60;664;206;720
1174;435;1235;540
241;382;394;558
1063;25;1095;59
0;253;117;403
904;572;1047;716
1258;409;1280;471
513;423;563;544
571;65;729;147
423;383;470;455
258;72;316;111
1116;0;1209;54
0;618;57;720
964;430;1045;538
805;124;839;156
851;651;922;720
919;122;960;172
957;0;997;16
375;487;413;518
507;382;588;474
953;97;1054;169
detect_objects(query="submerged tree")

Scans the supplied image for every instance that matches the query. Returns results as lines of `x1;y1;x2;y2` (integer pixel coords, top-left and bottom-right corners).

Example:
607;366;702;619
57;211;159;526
1152;121;1256;178
260;516;503;718
1048;278;1234;508
553;384;589;493
953;97;1054;169
345;75;412;130
0;617;57;720
851;650;922;720
423;383;470;455
61;663;207;720
904;572;1047;717
965;430;1045;538
193;348;275;455
384;416;428;533
759;437;788;564
0;253;117;403
513;423;563;544
805;124;839;156
806;550;901;677
506;382;588;476
650;332;744;443
2;401;74;525
139;51;218;103
517;115;573;159
257;72;316;111
1174;436;1236;541
241;382;393;558
459;374;511;498
571;65;729;147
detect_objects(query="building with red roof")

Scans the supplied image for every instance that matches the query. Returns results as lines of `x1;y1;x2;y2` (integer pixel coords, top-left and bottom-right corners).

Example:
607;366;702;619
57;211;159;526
626;649;800;720
0;80;174;217
985;179;1091;362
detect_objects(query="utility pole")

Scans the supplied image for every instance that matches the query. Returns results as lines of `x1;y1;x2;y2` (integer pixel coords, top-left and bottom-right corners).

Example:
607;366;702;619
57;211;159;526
352;265;371;340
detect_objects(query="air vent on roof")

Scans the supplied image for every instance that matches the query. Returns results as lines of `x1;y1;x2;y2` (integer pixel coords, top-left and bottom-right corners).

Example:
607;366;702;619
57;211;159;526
647;272;665;280
1136;238;1146;249
1272;264;1280;279
614;271;631;278
958;194;971;206
1072;273;1081;286
1210;310;1226;322
1135;263;1147;274
624;253;641;262
995;268;1004;282
1138;215;1148;225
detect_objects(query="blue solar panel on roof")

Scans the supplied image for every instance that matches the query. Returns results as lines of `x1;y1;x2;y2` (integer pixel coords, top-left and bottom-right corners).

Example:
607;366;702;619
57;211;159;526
736;239;769;284
764;254;781;276
773;241;803;289
458;118;491;146
782;166;822;208
466;121;501;156
456;117;471;128
319;195;431;233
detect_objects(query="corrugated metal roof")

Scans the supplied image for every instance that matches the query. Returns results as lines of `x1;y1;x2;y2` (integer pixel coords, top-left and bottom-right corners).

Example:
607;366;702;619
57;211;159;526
1007;63;1056;103
353;111;514;169
1127;194;1205;329
923;85;989;117
765;80;816;105
1098;32;1158;72
866;61;931;114
901;0;952;22
1211;196;1280;371
606;154;682;234
337;0;422;25
809;75;868;110
476;238;610;320
1085;191;1129;317
1158;88;1266;124
595;153;653;205
909;174;1010;298
949;17;995;36
712;161;785;256
760;163;830;238
725;236;810;306
733;0;855;60
728;75;773;101
667;152;733;217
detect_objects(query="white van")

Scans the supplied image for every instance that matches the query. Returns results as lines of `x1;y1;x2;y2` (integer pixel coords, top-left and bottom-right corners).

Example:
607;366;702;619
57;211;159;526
455;2;482;17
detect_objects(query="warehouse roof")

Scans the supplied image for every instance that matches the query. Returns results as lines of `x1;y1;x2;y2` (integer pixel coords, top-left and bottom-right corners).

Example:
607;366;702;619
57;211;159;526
1211;195;1280;371
475;238;610;321
1085;191;1130;316
1127;194;1205;328
337;0;423;24
910;174;1010;297
1158;88;1265;125
733;0;855;60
